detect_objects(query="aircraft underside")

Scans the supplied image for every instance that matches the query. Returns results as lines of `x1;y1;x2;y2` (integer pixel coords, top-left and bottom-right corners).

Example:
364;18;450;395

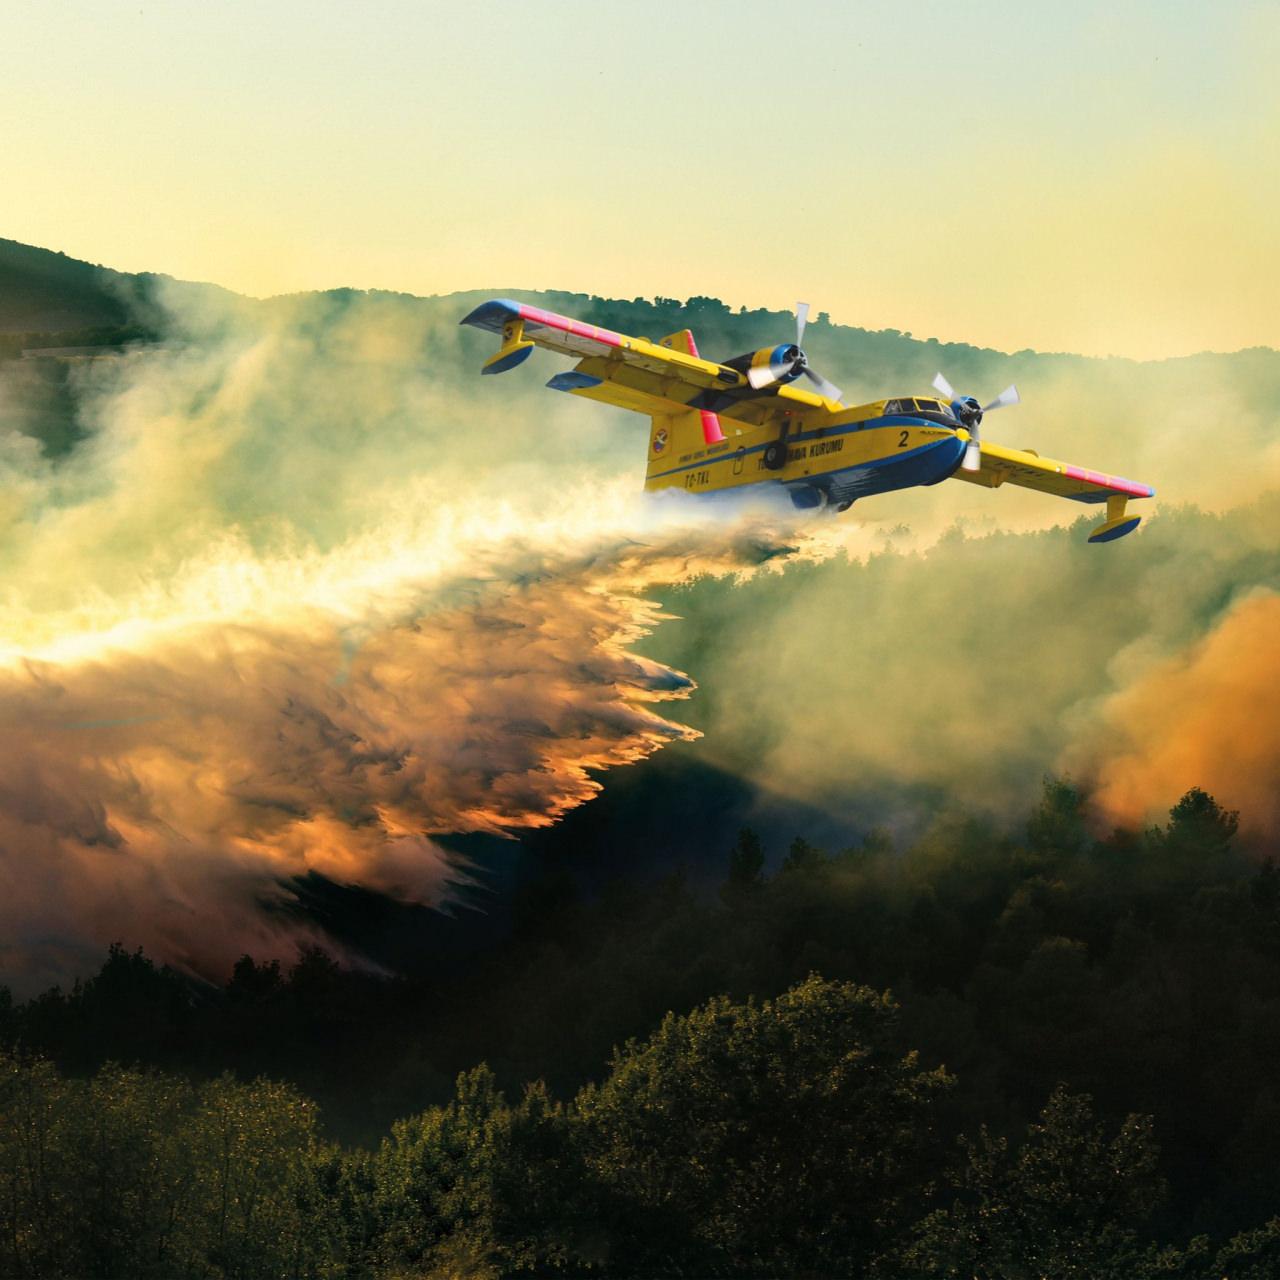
787;434;967;509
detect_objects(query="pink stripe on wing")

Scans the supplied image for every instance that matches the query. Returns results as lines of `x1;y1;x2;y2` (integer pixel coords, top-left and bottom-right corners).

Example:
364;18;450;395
517;304;624;349
1063;464;1155;498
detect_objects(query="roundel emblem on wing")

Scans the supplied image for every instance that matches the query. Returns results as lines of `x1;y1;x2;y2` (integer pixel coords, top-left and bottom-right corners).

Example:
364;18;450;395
652;427;668;455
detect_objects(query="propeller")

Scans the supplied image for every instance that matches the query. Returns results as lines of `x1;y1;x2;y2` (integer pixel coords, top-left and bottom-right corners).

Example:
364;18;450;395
795;300;809;346
931;371;956;402
746;302;844;403
932;372;1020;472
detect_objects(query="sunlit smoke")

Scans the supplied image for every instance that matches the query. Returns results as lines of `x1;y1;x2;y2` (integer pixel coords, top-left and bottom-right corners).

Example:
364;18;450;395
0;284;814;988
0;504;793;987
1064;590;1280;839
2;279;1278;989
637;495;1280;848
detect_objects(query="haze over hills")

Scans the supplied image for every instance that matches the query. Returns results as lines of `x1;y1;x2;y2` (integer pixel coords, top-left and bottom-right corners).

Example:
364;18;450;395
6;231;1278;367
0;236;241;340
0;235;1278;988
4;233;1276;507
0;236;154;333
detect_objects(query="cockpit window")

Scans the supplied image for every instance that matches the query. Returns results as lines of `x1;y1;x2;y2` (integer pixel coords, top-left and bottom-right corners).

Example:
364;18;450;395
883;397;957;423
916;397;956;422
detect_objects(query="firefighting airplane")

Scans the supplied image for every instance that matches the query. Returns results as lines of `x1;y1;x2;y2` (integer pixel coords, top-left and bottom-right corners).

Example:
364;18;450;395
461;299;1154;542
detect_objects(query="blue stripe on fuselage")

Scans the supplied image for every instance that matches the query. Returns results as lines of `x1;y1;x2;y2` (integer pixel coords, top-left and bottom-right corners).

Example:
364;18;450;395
827;433;966;496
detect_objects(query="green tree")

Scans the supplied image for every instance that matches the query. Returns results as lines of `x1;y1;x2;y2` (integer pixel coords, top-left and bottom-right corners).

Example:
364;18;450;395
900;1085;1165;1279
373;1065;596;1277
0;1052;77;1276
181;1074;329;1279
0;1056;204;1278
720;827;765;907
1208;1217;1280;1279
62;1065;197;1278
1162;787;1239;862
780;835;828;876
1027;776;1090;856
576;974;951;1275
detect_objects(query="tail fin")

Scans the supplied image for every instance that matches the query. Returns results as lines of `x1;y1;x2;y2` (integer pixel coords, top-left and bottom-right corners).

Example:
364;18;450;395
655;329;725;445
658;329;699;357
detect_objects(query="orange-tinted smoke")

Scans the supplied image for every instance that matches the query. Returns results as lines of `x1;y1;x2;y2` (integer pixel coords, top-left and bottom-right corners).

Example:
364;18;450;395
1068;591;1280;838
0;515;796;992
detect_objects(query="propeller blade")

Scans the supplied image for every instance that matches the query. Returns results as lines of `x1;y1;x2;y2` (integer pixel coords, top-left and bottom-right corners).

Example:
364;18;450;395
984;384;1020;412
932;371;956;401
962;437;982;472
748;364;780;390
801;366;843;403
795;301;810;347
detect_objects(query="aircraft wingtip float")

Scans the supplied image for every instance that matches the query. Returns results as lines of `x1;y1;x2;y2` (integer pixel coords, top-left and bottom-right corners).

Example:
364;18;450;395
460;298;1154;542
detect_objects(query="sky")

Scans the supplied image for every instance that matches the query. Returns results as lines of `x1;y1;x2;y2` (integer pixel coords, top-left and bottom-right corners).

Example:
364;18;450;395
4;0;1278;359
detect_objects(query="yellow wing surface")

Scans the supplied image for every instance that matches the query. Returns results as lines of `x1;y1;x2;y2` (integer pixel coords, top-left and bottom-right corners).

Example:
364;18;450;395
458;298;842;432
954;439;1155;542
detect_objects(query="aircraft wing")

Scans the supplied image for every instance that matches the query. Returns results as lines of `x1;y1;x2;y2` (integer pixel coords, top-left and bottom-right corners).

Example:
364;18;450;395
954;439;1155;540
952;440;1154;503
459;298;840;429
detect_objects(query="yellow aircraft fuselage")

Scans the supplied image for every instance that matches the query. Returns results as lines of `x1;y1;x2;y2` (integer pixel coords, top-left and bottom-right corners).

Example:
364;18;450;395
642;398;965;511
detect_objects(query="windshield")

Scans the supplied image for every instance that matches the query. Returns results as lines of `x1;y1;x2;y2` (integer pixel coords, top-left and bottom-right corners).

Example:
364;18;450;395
913;397;955;420
887;397;956;422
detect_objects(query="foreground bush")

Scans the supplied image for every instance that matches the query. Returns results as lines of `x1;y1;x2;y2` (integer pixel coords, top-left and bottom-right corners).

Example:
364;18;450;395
0;1056;333;1279
576;975;949;1275
4;973;1280;1277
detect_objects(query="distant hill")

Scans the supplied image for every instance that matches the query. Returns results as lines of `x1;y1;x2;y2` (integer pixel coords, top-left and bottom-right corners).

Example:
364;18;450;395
5;234;1276;377
0;237;134;333
0;238;239;355
3;233;1277;487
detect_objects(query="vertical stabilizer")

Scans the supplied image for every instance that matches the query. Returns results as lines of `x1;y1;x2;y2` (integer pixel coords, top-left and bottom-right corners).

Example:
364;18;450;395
656;329;724;444
657;329;699;357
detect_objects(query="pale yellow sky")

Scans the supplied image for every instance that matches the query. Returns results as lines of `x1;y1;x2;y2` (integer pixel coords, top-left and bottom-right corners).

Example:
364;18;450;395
4;0;1276;358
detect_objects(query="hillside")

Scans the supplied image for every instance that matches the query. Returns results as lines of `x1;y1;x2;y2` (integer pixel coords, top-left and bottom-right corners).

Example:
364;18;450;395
4;235;1278;518
0;237;136;333
0;237;239;356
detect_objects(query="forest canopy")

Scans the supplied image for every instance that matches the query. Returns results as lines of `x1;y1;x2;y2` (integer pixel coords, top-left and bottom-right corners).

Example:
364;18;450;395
5;782;1280;1277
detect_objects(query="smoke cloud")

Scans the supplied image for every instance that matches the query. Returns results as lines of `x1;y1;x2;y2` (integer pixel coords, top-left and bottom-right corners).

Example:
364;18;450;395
0;284;806;989
2;281;1278;987
1067;589;1280;839
638;495;1280;846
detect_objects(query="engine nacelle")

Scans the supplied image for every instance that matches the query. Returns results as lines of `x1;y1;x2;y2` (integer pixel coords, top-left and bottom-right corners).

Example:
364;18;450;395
953;395;983;428
720;343;805;389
